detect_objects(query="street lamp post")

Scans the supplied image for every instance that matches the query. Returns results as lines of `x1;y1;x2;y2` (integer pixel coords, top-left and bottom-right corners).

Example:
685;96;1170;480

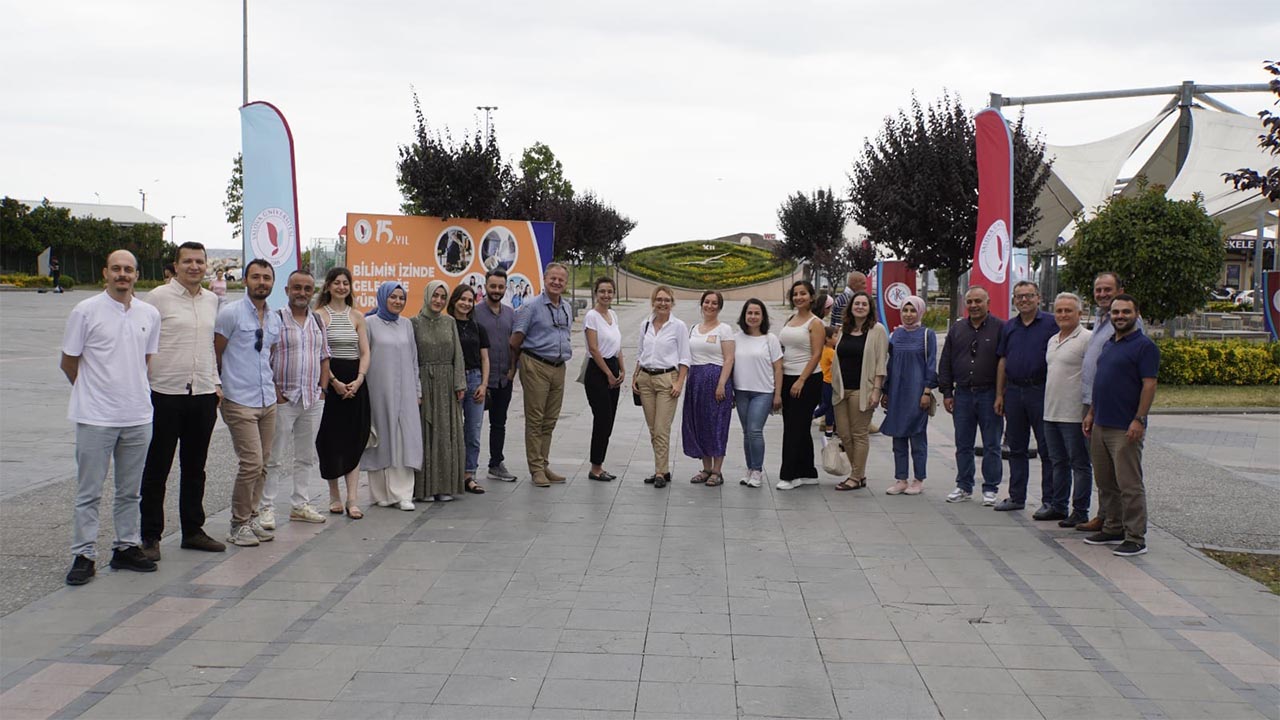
476;105;498;139
170;215;186;243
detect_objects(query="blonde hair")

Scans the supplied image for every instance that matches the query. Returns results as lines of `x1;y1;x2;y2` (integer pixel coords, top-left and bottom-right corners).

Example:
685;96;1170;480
650;285;675;305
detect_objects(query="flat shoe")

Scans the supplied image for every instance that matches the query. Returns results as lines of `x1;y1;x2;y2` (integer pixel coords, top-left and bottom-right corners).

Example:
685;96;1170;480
465;481;486;494
345;506;363;519
588;471;612;482
835;478;859;491
329;501;344;514
886;480;909;495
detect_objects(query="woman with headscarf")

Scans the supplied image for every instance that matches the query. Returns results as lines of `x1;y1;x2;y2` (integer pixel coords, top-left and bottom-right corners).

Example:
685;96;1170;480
411;281;467;502
361;281;423;510
879;295;938;496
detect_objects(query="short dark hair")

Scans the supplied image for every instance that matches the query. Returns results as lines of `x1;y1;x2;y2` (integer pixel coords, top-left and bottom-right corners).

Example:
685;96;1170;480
842;291;878;334
593;276;615;295
287;269;314;282
812;292;830;319
824;325;838;339
163;263;176;275
699;289;724;310
174;241;206;262
788;280;815;309
485;267;508;282
1013;280;1039;294
447;283;476;317
1094;271;1123;289
319;267;352;307
245;258;274;277
1111;293;1140;314
737;298;771;334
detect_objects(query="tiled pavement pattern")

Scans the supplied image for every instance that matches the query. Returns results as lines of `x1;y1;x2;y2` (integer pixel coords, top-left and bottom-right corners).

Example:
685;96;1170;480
2;301;1278;719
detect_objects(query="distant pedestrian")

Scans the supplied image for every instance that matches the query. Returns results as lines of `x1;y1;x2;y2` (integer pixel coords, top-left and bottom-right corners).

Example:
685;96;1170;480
731;299;783;487
1043;292;1093;527
49;256;63;293
362;282;423;508
879;296;937;495
633;286;691;488
1082;294;1158;557
61;250;160;586
829;271;868;331
582;276;625;482
939;287;1004;506
776;280;824;490
511;263;573;487
474;269;519;482
829;291;888;491
682;290;735;487
210;269;227;299
314;267;371;519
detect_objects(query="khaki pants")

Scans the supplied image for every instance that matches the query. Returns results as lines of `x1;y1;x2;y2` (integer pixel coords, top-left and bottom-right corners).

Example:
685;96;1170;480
1090;425;1146;544
636;370;679;474
832;389;874;479
221;400;276;526
520;355;565;476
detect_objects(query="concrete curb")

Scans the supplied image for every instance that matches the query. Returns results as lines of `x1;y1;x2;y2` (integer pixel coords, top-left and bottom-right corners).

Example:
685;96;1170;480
1193;543;1280;557
1150;406;1280;415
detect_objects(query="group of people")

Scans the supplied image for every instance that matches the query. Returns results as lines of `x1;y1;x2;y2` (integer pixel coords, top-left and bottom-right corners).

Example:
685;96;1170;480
61;249;1160;586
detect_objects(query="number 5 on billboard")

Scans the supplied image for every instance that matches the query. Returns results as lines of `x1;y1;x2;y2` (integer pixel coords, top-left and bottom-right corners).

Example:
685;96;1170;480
377;220;394;243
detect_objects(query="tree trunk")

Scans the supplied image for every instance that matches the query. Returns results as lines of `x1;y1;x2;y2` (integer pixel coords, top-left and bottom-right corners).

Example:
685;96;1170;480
948;273;960;328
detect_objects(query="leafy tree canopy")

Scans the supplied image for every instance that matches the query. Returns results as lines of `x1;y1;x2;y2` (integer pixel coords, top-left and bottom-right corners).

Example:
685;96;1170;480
1222;59;1280;202
224;153;242;239
775;188;847;281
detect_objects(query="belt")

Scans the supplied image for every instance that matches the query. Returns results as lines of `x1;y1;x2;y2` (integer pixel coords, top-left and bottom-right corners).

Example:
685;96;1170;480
641;366;676;375
956;383;994;392
523;351;565;368
1008;377;1045;387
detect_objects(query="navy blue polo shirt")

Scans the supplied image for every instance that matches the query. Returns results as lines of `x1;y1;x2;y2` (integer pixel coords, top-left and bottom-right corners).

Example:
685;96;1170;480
996;311;1057;383
1091;329;1160;429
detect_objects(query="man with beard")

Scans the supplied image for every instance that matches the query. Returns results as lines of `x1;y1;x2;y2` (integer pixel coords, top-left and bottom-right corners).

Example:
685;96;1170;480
261;270;330;528
61;251;160;585
474;268;518;481
215;259;283;547
1082;295;1158;557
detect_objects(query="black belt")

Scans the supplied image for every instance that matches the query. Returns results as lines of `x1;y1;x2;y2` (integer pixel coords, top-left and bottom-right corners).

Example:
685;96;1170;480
1008;377;1045;387
523;351;565;368
956;383;994;392
641;366;676;375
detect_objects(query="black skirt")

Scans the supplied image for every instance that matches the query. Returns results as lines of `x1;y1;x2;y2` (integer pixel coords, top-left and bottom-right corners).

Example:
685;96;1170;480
316;357;372;479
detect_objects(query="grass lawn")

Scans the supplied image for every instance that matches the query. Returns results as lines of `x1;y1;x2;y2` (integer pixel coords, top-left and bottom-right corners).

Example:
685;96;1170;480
1202;550;1280;594
1153;385;1280;408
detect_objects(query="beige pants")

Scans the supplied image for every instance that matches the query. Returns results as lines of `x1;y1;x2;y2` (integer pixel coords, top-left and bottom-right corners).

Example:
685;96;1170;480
221;400;276;526
520;355;566;476
368;467;414;504
636;370;679;474
1091;426;1147;544
832;389;874;479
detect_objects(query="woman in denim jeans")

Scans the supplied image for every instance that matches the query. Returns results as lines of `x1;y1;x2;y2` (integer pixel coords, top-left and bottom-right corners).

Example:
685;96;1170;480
879;296;938;495
448;284;489;495
730;299;783;488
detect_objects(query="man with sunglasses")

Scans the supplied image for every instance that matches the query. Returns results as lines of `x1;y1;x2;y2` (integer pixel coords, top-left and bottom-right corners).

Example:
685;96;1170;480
510;262;573;487
938;286;1004;505
214;258;282;547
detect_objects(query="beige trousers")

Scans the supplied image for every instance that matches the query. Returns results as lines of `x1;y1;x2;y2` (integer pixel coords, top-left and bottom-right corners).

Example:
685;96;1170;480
520;355;566;476
221;400;277;526
1091;426;1147;544
832;389;874;479
636;370;679;474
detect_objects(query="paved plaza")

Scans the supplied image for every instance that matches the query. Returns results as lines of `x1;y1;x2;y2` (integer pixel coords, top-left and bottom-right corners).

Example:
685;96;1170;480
0;291;1278;719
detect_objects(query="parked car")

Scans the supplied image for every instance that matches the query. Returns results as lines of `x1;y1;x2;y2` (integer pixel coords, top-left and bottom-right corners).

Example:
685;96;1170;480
1234;289;1256;308
1209;286;1236;301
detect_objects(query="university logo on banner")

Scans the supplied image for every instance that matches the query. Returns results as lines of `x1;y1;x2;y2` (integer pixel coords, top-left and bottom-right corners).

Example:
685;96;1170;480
874;261;917;330
249;207;296;267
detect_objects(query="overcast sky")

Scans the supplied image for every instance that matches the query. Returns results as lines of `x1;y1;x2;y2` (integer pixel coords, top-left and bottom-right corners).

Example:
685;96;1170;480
4;1;1275;251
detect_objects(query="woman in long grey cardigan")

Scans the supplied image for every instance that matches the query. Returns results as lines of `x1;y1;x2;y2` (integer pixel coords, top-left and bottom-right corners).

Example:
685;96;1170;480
411;280;467;502
360;282;423;510
829;291;888;491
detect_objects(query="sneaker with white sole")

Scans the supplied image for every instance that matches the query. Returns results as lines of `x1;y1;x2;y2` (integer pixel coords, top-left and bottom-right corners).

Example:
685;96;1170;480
946;488;972;503
487;463;518;482
1112;541;1148;557
257;507;276;530
289;505;326;524
776;479;797;490
248;519;275;542
981;491;998;506
226;524;260;547
398;500;416;511
744;471;762;488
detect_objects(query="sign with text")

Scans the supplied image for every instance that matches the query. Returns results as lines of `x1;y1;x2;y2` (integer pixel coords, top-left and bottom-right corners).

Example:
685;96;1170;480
870;260;917;331
344;213;555;316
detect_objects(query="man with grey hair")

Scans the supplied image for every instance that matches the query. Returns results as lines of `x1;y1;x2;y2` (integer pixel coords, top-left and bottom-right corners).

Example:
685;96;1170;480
829;270;867;330
511;262;573;487
1042;292;1093;526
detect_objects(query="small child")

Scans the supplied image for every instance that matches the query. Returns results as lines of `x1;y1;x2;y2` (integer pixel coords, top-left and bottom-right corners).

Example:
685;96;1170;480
813;326;838;440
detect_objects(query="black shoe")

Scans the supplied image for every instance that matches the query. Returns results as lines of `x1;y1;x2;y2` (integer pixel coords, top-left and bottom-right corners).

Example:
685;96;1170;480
1058;511;1088;528
66;555;95;586
181;532;227;553
654;473;670;489
141;539;162;562
1112;541;1148;557
110;546;158;573
1083;532;1125;546
601;471;617;481
588;471;612;482
1032;507;1067;521
993;499;1025;512
644;474;657;484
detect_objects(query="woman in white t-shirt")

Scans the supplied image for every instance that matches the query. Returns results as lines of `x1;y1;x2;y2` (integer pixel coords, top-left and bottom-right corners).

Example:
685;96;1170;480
582;277;625;482
680;290;736;487
731;298;783;488
776;280;825;489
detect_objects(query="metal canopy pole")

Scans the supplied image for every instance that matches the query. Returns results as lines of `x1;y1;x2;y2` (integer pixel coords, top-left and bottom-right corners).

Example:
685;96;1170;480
989;82;1270;109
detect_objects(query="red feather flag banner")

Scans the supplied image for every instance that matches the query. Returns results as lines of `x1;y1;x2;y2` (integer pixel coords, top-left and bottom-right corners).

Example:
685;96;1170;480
972;108;1014;321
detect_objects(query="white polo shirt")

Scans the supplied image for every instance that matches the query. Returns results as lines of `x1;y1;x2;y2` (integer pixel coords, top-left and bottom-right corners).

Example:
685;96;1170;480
1043;324;1092;423
62;291;161;427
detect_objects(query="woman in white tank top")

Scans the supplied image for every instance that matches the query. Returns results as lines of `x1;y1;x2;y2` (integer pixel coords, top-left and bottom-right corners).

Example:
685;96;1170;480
776;280;825;489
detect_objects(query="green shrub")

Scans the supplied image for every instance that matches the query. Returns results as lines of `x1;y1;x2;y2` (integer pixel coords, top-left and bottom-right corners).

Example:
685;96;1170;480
0;273;52;288
1205;301;1241;313
623;241;795;289
1155;338;1280;385
922;306;951;331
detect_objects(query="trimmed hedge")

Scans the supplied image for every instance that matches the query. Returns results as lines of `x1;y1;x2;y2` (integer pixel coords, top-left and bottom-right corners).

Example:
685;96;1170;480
1155;338;1280;385
623;241;795;289
0;273;75;289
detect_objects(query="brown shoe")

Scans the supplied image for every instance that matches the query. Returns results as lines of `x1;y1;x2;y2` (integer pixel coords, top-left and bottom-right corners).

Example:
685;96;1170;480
1076;516;1104;532
180;532;227;552
531;472;551;488
141;539;162;562
544;468;566;483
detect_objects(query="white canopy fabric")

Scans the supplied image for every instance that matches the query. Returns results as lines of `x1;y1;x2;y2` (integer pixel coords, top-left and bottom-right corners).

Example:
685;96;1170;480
1166;107;1280;236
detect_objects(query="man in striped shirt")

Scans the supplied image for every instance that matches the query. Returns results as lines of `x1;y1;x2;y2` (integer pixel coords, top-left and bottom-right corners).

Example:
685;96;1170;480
262;270;331;528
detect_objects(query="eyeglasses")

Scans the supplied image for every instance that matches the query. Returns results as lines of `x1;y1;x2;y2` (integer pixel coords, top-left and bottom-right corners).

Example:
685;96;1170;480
548;304;568;330
254;328;264;352
1013;293;1038;301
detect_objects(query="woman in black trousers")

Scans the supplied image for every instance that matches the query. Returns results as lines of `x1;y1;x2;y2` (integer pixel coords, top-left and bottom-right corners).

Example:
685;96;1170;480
581;277;626;481
776;280;825;489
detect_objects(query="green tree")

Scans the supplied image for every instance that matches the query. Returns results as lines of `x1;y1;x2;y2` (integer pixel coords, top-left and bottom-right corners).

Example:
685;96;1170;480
1222;59;1280;202
829;239;878;279
848;92;1051;318
224;153;243;240
775;188;848;283
396;93;513;220
1060;180;1225;324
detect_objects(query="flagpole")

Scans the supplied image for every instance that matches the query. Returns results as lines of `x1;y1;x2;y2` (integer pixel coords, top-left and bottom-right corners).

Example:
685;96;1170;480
242;0;248;106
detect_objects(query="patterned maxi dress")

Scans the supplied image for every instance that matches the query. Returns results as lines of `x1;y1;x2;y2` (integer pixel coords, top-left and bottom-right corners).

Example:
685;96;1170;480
411;306;466;499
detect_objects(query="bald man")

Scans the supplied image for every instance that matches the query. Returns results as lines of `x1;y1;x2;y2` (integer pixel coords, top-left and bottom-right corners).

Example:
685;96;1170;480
829;270;867;330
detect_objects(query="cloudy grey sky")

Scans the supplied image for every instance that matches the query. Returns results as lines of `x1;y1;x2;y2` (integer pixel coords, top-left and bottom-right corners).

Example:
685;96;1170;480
4;0;1274;250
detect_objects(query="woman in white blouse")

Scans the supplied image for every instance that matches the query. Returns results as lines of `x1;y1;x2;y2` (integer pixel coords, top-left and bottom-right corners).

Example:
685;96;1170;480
731;299;783;488
631;285;691;489
776;280;825;489
681;290;735;487
582;277;625;482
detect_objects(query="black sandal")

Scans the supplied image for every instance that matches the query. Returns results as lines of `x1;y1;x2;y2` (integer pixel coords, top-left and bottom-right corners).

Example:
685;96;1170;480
835;478;859;492
705;472;723;487
691;470;711;484
465;480;485;494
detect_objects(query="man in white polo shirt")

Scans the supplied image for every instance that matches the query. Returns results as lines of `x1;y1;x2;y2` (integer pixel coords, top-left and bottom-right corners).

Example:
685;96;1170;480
61;250;161;585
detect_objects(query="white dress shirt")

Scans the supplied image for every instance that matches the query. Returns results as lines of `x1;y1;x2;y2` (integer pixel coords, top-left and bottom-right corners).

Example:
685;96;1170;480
637;315;692;370
143;279;221;395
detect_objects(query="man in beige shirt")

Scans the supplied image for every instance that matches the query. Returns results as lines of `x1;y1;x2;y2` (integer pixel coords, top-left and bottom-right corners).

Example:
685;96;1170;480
138;242;226;558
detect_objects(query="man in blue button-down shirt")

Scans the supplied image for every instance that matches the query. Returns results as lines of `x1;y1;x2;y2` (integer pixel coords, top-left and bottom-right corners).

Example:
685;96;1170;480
510;263;573;487
215;258;283;548
993;281;1059;514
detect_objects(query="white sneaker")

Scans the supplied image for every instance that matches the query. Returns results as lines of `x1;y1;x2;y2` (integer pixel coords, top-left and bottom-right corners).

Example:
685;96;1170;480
257;507;276;530
946;488;972;503
776;480;797;490
226;524;260;547
982;491;998;506
746;471;762;488
248;519;275;541
398;500;416;511
375;500;395;507
290;504;326;524
436;494;454;502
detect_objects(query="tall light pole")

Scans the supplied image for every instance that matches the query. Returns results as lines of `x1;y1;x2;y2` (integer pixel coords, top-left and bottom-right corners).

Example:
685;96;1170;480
93;192;101;204
139;188;146;211
242;0;249;106
476;105;498;140
170;215;186;243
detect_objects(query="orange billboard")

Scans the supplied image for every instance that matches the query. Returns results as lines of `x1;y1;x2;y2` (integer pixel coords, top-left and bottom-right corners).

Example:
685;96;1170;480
345;213;556;316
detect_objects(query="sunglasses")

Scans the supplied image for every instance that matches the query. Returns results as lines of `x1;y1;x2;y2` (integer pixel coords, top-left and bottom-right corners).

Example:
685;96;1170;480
548;304;568;330
254;328;264;353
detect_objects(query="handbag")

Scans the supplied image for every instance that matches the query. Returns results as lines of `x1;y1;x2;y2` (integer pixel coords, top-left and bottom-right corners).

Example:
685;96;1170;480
632;318;651;406
575;355;591;384
922;329;938;417
821;439;852;476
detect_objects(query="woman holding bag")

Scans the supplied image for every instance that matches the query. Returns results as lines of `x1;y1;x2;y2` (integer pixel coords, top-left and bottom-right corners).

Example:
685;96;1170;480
879;295;937;496
632;286;691;489
829;291;888;491
581;277;624;482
